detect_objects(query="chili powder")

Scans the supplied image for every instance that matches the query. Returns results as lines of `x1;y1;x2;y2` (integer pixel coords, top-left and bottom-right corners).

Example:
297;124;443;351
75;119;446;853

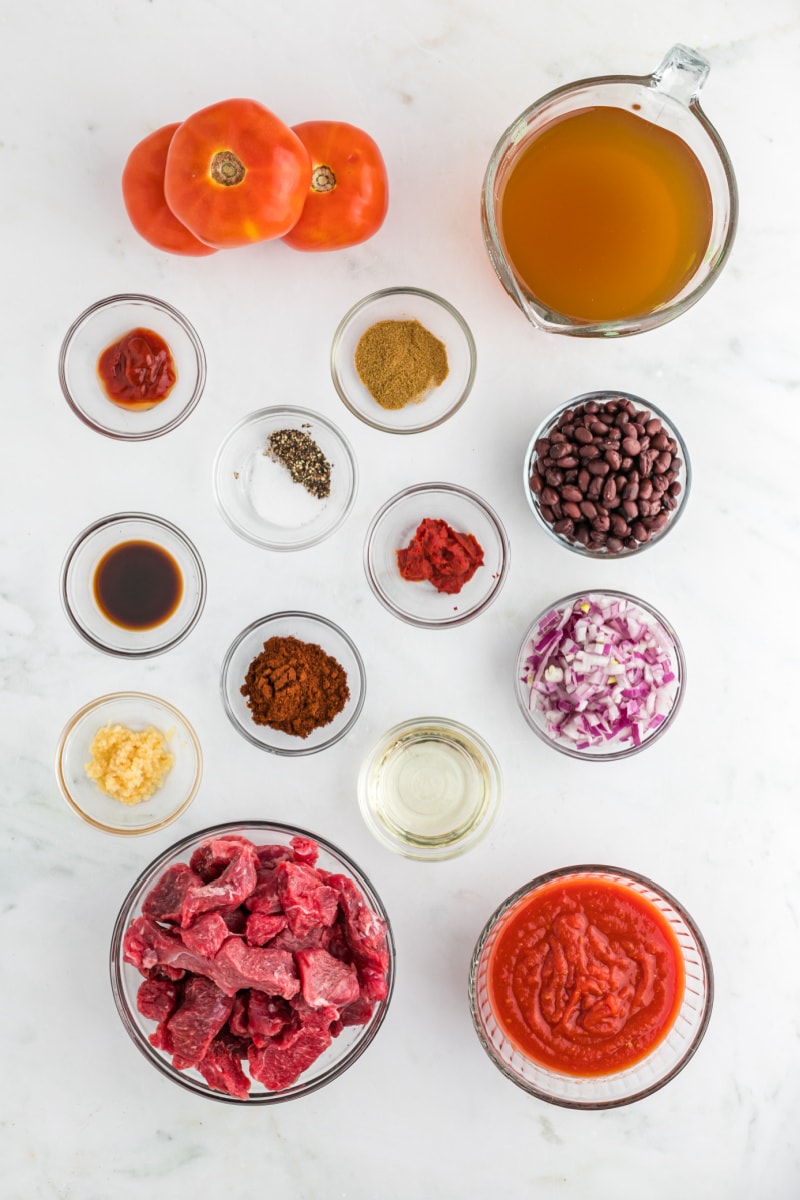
240;635;349;738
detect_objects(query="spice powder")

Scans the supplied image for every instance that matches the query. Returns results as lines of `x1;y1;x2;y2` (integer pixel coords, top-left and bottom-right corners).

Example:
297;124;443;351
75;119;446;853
354;319;449;410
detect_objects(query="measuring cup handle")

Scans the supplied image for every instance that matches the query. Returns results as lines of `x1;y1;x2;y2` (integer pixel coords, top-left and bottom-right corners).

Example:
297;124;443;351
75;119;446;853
651;44;710;106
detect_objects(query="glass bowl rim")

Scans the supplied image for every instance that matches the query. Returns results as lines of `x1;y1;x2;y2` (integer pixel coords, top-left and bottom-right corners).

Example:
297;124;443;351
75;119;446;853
220;611;367;755
55;689;203;836
515;588;686;761
468;861;714;1109
363;481;510;628
357;714;503;861
523;390;692;558
58;292;207;441
59;510;207;659
330;285;477;434
109;818;396;1104
211;404;359;551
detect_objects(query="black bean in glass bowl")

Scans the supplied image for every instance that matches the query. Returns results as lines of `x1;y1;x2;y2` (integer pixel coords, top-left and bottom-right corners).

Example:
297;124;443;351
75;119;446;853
524;391;691;558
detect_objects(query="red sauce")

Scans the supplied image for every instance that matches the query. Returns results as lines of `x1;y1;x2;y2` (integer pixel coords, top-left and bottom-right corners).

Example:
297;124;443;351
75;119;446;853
97;327;177;410
487;875;684;1075
397;518;484;595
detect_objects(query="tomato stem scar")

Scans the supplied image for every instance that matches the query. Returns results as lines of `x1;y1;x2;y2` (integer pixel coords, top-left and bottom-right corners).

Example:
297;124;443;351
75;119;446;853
311;164;336;193
211;150;246;187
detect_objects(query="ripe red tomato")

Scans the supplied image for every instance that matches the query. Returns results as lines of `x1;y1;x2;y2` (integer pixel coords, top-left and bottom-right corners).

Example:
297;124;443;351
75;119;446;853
164;99;311;250
281;121;389;252
121;124;218;257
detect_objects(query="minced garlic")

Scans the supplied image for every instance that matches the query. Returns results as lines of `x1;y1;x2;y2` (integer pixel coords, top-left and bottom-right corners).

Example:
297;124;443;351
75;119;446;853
85;723;173;805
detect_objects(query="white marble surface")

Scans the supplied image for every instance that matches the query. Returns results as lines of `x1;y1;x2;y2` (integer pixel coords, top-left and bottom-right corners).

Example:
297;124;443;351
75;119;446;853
2;1;799;1196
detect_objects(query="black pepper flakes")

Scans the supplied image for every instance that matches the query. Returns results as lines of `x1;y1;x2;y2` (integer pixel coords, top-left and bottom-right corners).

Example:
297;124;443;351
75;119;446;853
265;428;332;499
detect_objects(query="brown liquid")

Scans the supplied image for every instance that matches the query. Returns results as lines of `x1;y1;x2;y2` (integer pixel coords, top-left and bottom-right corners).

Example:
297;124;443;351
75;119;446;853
499;106;713;323
93;541;183;630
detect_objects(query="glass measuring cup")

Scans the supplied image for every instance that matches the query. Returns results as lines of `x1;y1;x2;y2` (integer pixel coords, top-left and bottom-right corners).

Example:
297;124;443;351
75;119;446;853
481;45;738;337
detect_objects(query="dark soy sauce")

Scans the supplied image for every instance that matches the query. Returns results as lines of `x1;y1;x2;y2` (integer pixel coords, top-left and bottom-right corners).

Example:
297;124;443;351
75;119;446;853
93;540;183;630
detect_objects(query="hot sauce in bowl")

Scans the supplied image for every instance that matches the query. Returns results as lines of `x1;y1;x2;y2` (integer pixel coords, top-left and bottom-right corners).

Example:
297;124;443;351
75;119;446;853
486;874;684;1076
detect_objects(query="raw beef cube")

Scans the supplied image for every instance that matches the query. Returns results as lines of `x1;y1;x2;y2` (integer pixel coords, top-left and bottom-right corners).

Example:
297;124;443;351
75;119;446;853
324;921;351;963
244;867;282;914
276;861;339;936
270;924;331;954
181;912;229;958
247;992;293;1046
137;977;181;1024
295;948;360;1010
247;1010;334;1091
339;994;375;1028
124;916;211;977
189;836;256;882
212;938;300;1000
255;844;294;868
357;964;389;1003
290;835;319;867
142;864;202;924
167;976;235;1069
229;992;249;1038
327;873;390;974
222;908;248;936
245;911;287;947
149;1021;174;1054
180;843;259;928
196;1036;251;1099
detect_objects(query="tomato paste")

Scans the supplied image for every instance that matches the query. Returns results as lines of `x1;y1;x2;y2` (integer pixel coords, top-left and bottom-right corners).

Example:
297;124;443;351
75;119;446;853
487;875;684;1075
396;518;484;595
97;327;177;409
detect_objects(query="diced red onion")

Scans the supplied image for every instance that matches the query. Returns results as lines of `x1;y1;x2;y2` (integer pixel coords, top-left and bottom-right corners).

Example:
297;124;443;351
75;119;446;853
520;594;680;752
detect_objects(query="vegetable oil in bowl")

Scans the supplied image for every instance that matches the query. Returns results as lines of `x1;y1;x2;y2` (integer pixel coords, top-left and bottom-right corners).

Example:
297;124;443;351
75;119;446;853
358;718;501;861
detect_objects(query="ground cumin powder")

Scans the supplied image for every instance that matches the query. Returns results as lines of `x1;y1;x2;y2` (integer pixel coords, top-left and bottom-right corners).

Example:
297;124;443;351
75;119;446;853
354;319;449;410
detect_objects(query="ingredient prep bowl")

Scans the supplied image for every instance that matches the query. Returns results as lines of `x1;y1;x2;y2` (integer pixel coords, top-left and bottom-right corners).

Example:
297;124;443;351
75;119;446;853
525;391;691;557
469;864;713;1108
60;512;206;658
110;820;395;1104
364;483;509;628
515;590;685;760
221;612;366;755
358;716;501;860
331;287;476;433
56;692;202;835
213;406;357;551
59;294;206;440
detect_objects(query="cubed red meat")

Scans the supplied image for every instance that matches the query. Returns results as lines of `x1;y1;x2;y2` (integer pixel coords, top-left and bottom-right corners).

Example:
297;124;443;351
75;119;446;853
327;873;390;975
180;844;259;928
181;912;229;958
295;948;360;1009
247;992;293;1046
189;836;255;882
289;835;319;867
247;1009;334;1091
276;861;339;936
196;1036;251;1100
167;977;235;1069
142;864;202;924
137;977;181;1024
244;867;282;914
212;938;300;1000
245;911;288;947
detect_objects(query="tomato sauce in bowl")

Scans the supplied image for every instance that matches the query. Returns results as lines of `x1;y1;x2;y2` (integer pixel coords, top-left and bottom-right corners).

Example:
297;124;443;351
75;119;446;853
487;874;684;1076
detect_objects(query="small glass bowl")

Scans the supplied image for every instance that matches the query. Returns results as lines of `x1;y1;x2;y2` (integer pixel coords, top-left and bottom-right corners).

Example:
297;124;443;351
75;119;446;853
55;692;202;835
60;512;206;658
469;864;713;1108
59;294;206;440
221;612;366;755
358;717;501;861
364;483;509;628
330;287;476;434
213;406;357;551
515;590;685;761
524;391;691;558
110;820;395;1104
